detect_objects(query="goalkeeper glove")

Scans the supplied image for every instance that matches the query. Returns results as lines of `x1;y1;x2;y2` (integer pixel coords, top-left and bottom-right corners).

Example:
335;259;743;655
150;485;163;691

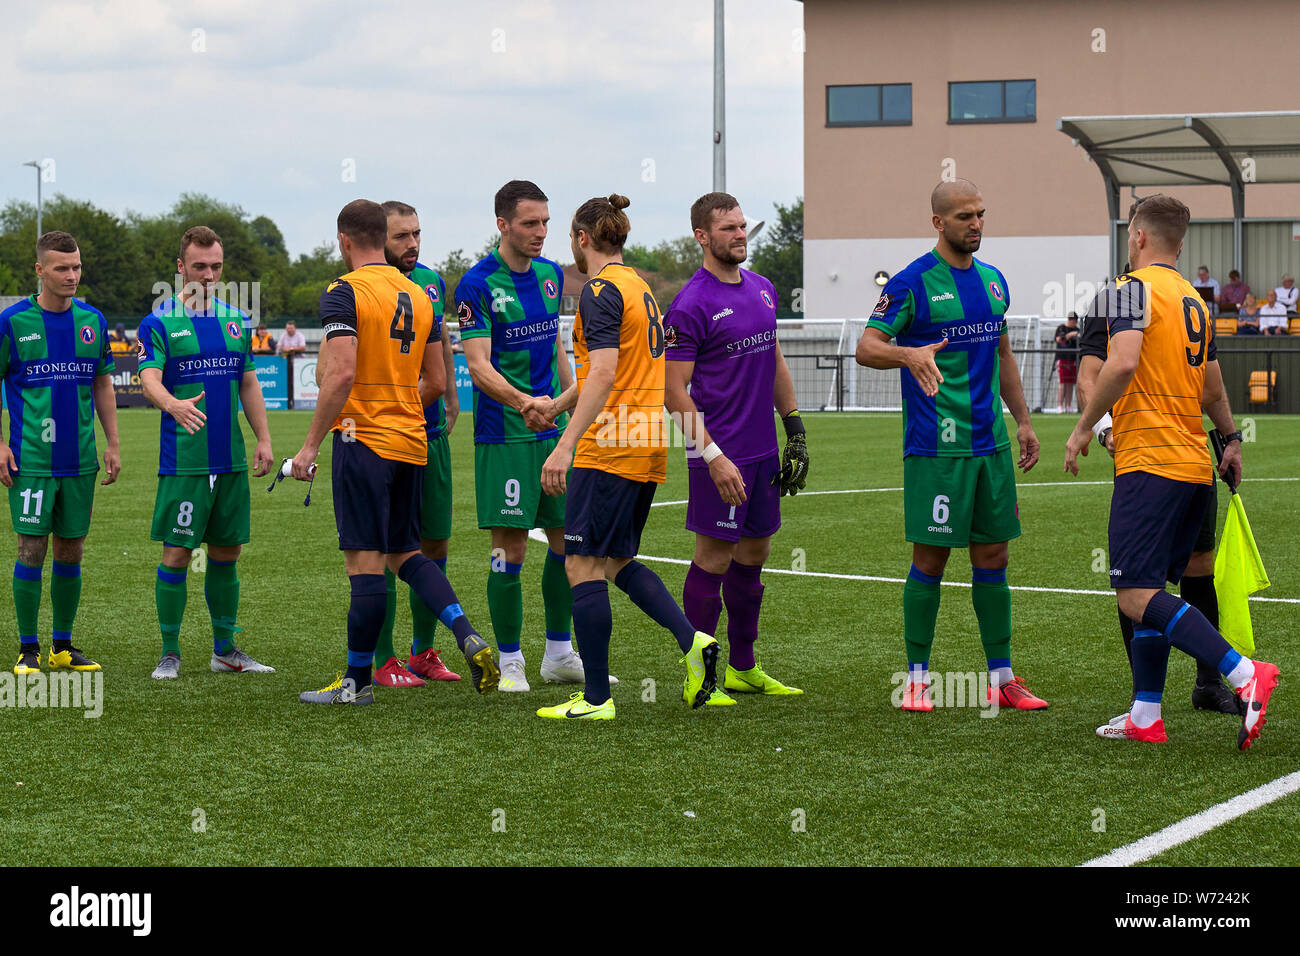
773;411;808;496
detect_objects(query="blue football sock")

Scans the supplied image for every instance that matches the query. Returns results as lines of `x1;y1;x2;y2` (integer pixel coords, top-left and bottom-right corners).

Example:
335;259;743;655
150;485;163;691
572;580;612;706
614;560;696;653
1141;590;1233;673
398;554;479;651
345;574;387;688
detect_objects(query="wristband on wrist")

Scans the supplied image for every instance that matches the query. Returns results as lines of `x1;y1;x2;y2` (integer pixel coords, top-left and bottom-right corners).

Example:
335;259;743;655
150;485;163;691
1091;412;1113;440
702;442;723;464
1224;430;1243;444
781;410;805;438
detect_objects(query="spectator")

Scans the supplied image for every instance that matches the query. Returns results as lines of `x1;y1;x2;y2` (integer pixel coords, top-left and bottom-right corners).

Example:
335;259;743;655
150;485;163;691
1054;311;1079;412
1219;269;1249;314
1191;265;1220;316
1260;289;1289;335
275;321;307;356
252;323;274;354
109;322;133;355
1236;294;1261;335
1274;274;1298;313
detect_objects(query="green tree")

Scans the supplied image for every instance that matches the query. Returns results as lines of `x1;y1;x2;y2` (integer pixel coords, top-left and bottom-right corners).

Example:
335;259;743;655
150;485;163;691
750;198;803;318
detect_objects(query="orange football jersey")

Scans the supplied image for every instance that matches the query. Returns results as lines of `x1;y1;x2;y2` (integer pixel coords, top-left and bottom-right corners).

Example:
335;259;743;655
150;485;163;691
571;263;667;482
1107;264;1213;484
321;264;434;464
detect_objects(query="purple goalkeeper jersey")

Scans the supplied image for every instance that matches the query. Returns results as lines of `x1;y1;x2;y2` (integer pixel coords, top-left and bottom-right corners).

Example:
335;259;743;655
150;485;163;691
664;267;780;469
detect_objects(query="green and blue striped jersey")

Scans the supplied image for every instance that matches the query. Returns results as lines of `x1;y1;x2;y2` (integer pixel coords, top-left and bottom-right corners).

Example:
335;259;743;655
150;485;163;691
408;262;448;439
454;250;566;444
867;250;1011;458
138;297;250;476
0;296;115;477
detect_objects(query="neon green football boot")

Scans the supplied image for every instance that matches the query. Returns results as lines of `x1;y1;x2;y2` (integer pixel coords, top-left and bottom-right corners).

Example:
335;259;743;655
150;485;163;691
536;692;615;720
724;659;803;695
680;632;721;709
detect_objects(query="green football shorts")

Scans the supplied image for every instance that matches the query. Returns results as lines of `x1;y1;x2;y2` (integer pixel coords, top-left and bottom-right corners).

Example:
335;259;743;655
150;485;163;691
421;433;453;541
151;471;251;549
903;448;1021;547
474;438;566;530
8;473;97;538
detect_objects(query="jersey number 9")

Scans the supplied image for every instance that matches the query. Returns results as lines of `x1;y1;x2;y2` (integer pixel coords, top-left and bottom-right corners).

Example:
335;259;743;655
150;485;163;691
1181;296;1207;368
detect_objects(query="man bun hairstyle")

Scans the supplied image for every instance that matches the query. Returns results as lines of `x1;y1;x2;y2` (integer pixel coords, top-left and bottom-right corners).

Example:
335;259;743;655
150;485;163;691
1128;194;1190;248
690;191;739;232
336;199;388;249
495;180;548;220
36;231;78;258
179;225;221;264
572;194;631;254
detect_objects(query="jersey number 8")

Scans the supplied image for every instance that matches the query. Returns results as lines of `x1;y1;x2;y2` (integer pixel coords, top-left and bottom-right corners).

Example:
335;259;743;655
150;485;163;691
644;292;665;359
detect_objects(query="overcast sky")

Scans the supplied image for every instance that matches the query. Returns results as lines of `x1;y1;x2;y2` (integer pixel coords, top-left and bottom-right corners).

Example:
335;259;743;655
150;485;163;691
1;0;804;263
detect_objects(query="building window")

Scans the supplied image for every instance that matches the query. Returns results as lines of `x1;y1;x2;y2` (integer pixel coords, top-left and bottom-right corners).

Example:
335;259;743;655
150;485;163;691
826;84;912;127
948;80;1035;124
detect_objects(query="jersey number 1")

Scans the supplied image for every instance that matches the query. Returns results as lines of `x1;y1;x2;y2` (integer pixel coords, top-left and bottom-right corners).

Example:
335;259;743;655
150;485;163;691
390;291;415;354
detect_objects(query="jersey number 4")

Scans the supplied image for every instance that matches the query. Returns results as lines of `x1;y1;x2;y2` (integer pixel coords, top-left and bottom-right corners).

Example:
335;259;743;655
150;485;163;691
390;291;415;354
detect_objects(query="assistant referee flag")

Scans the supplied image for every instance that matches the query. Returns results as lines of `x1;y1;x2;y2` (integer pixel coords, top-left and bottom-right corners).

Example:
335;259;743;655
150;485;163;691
1214;492;1270;657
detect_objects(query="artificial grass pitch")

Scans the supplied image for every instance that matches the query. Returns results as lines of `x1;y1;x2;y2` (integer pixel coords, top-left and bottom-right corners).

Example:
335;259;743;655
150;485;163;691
0;410;1296;865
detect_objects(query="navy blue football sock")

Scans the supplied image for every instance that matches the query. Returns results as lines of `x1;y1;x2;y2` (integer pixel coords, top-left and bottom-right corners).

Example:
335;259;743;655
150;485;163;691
345;574;387;688
1141;590;1233;674
1179;575;1223;684
1129;624;1170;704
572;580;612;706
614;560;696;653
397;553;478;651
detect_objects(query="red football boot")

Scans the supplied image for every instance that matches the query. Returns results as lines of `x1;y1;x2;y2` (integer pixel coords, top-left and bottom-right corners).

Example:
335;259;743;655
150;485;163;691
990;675;1049;710
900;681;933;712
374;656;427;688
1236;661;1280;750
407;648;461;682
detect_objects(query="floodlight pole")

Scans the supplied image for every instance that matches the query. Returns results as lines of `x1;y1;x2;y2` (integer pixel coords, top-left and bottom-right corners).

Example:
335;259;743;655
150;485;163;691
23;160;42;250
713;0;725;193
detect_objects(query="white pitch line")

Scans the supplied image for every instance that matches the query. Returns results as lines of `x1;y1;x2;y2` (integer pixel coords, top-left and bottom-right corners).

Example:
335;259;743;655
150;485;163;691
1081;771;1300;868
652;476;1300;508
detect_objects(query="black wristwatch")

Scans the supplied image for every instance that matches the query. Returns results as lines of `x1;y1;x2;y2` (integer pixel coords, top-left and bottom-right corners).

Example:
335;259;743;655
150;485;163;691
1097;427;1112;448
1224;430;1243;444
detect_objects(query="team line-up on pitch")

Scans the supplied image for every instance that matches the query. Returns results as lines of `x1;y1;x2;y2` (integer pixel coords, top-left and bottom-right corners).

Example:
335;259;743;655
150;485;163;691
0;178;1280;746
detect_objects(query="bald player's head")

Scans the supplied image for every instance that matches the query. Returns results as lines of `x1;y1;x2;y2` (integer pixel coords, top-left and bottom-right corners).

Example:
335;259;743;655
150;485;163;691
930;179;985;259
931;179;981;216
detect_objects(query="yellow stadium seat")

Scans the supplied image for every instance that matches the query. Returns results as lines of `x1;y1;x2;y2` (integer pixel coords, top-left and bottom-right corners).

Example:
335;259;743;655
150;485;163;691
1216;316;1238;336
1248;370;1276;404
1289;316;1300;335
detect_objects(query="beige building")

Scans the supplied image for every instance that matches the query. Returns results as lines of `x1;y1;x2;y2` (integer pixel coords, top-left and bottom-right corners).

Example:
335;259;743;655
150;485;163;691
799;0;1300;319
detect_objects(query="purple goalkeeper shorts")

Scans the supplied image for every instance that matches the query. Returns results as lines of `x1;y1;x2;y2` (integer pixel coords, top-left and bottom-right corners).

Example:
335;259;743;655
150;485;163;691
686;454;782;543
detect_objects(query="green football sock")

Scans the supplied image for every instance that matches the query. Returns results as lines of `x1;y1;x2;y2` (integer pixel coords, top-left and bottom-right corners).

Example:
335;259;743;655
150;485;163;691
487;559;523;653
156;564;188;657
13;561;43;646
374;569;398;665
205;559;240;656
971;568;1013;663
541;549;573;649
51;560;82;650
903;566;942;665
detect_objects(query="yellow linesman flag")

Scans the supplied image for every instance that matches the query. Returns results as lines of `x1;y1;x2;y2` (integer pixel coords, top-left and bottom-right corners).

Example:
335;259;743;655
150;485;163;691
1214;493;1270;657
